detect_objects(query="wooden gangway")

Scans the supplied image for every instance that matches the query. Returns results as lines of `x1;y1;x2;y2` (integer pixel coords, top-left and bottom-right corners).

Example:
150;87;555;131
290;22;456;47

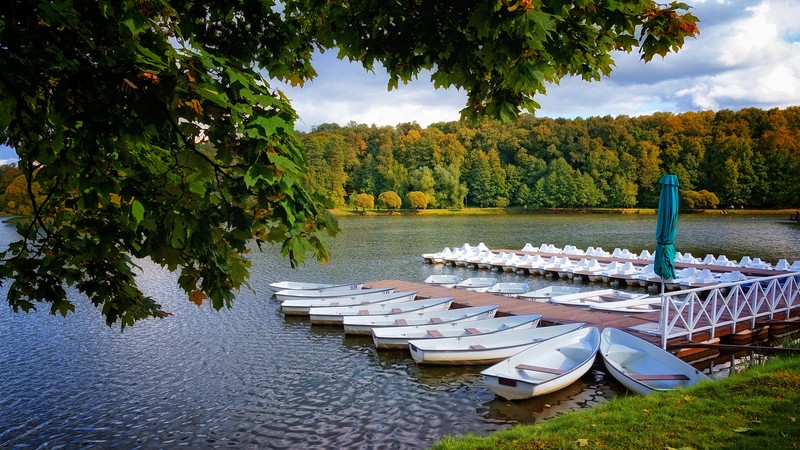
365;278;800;363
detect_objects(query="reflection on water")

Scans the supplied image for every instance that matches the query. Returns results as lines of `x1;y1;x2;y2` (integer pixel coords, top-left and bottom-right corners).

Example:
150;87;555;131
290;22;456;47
1;215;798;448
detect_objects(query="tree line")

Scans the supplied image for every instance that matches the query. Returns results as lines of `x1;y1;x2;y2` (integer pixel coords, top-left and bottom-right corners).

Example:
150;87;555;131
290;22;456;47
3;106;798;216
298;107;800;211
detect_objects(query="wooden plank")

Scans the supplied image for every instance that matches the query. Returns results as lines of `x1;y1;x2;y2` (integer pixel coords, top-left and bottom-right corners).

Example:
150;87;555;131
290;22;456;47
668;343;800;355
515;364;566;375
427;330;443;337
464;327;482;335
394;319;408;326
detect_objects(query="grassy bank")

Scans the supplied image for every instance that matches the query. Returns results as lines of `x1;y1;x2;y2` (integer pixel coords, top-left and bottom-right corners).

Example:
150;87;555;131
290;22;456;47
330;207;799;218
433;355;800;450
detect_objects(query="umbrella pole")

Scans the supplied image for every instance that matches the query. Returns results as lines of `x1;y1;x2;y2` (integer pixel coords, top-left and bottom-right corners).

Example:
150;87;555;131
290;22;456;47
659;280;667;349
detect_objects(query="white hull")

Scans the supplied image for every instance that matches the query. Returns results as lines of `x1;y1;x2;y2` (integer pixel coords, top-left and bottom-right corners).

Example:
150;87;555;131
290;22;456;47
372;314;543;349
549;289;647;307
455;277;497;292
518;286;581;302
600;328;710;395
274;286;395;302
268;281;363;291
309;297;454;325
486;282;529;296
481;327;600;400
424;274;461;288
408;323;584;365
281;291;417;315
342;304;497;335
589;296;661;313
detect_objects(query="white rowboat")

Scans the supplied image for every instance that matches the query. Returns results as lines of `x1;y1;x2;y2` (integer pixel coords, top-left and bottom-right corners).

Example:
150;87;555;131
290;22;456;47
273;286;395;302
342;304;498;335
548;289;647;307
309;297;454;325
268;281;364;291
372;314;543;349
424;274;461;288
455;277;498;292
481;327;600;400
518;286;581;302
486;282;529;296
408;323;585;365
281;291;418;316
599;328;710;395
589;296;662;313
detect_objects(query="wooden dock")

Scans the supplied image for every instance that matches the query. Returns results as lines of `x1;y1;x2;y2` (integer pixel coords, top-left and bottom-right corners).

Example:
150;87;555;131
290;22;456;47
364;279;800;364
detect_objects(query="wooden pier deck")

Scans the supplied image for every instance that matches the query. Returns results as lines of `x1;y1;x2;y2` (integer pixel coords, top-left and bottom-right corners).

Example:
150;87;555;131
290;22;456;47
364;279;800;364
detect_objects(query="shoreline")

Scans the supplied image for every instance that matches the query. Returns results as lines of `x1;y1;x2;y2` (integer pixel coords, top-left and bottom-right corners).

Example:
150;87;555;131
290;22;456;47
330;207;800;217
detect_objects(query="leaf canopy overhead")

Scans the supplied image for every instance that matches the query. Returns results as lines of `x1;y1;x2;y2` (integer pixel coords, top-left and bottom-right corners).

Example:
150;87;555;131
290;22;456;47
0;0;697;327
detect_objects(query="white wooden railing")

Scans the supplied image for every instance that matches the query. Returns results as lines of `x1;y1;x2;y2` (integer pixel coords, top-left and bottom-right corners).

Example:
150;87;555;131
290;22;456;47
658;272;800;349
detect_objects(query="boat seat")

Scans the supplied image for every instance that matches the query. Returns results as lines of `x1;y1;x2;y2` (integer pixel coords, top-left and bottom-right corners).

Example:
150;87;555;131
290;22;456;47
427;330;444;337
558;346;593;362
606;347;646;364
631;374;690;381
359;310;370;315
430;318;443;324
391;308;402;313
464;327;482;335
470;344;486;349
394;319;408;325
515;364;566;375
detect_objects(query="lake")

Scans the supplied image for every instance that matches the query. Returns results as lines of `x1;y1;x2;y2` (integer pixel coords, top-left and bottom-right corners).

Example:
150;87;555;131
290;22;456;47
1;213;799;448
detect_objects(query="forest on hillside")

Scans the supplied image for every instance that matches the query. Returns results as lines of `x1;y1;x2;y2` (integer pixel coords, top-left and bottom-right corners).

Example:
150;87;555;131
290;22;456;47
1;107;799;215
298;107;800;211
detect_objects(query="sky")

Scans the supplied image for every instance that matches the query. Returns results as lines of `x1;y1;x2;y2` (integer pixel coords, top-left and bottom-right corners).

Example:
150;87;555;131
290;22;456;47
2;0;798;163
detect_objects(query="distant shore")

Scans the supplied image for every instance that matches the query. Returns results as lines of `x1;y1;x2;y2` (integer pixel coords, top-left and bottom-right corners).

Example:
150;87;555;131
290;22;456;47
330;207;800;217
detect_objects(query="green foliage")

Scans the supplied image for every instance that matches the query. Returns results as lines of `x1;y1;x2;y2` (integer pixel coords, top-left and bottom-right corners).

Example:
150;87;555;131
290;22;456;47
0;0;726;327
353;193;374;211
288;0;698;122
683;189;720;210
406;191;429;210
0;0;337;327
377;191;402;209
300;107;800;212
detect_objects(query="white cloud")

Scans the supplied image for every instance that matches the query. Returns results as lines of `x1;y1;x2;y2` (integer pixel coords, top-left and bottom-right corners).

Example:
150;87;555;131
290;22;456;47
266;1;800;128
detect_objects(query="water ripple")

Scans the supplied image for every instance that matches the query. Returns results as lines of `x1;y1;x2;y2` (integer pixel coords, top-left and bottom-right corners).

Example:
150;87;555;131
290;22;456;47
3;215;793;448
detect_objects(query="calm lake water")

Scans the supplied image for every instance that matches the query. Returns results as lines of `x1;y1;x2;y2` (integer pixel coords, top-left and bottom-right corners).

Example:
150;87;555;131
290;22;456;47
1;213;799;449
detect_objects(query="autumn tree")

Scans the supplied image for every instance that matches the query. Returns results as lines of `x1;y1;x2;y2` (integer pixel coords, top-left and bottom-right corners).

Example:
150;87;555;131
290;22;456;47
683;189;719;210
377;191;402;209
406;191;429;210
354;193;374;212
0;0;699;326
0;164;21;211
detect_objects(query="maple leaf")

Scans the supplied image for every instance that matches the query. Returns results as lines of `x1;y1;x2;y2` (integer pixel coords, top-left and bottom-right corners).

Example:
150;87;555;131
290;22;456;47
189;289;207;306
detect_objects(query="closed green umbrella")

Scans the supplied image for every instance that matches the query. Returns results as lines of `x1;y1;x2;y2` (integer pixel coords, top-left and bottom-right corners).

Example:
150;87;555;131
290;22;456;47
654;174;679;282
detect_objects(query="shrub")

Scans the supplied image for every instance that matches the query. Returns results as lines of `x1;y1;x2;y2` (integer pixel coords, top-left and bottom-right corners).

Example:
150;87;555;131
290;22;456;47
406;191;429;210
377;191;402;209
354;193;374;212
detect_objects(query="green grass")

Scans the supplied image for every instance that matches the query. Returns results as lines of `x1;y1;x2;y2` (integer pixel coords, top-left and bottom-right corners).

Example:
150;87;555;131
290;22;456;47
433;356;800;450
